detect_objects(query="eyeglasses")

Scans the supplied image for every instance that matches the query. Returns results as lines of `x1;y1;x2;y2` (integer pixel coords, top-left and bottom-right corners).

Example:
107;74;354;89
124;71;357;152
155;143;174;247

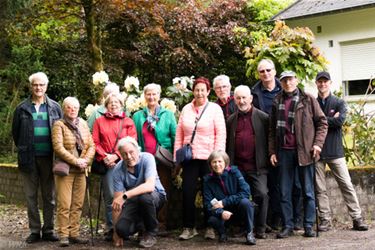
31;83;47;88
215;85;229;90
258;68;273;74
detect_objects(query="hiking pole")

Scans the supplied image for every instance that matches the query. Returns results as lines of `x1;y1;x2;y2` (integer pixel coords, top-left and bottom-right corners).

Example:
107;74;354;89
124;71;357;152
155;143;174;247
85;169;95;245
96;177;103;234
313;158;319;237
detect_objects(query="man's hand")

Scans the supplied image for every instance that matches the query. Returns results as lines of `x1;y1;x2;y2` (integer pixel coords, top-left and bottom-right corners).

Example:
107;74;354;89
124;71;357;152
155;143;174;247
112;194;125;212
221;210;233;221
212;200;224;209
334;112;340;118
312;145;322;159
270;154;278;167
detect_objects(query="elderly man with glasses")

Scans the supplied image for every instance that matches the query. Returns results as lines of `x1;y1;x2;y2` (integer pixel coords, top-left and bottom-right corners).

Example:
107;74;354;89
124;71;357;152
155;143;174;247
213;75;237;120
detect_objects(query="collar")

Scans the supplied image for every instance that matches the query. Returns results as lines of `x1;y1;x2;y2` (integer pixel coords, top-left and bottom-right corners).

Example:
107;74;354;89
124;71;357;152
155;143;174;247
104;111;126;119
216;95;233;106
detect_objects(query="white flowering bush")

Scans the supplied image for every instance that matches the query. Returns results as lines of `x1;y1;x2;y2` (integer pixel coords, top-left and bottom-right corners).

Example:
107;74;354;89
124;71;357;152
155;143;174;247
166;76;194;110
92;71;109;86
160;98;177;113
84;104;100;118
124;76;140;92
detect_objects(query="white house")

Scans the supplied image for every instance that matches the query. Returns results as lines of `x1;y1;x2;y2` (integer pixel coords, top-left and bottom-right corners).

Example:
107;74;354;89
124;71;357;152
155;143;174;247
273;0;375;112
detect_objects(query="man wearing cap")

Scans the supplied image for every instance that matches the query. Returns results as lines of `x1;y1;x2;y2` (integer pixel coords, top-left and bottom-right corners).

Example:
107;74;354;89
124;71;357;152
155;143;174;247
315;71;368;232
213;75;237;120
269;71;328;238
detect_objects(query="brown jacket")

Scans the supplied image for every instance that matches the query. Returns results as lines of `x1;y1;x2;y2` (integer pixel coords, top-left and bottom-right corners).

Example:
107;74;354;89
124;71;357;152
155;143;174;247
52;118;95;173
269;88;328;166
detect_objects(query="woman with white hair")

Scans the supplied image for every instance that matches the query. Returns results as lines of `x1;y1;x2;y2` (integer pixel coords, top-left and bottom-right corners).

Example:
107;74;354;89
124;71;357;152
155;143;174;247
92;92;137;241
52;97;95;247
132;83;177;231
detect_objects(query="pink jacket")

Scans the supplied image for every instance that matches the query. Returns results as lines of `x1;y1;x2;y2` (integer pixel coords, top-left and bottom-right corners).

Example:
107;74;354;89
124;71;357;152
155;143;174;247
174;101;226;160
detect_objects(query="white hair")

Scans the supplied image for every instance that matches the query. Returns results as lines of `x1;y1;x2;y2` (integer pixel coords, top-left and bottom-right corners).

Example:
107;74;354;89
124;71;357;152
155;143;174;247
103;82;120;98
104;92;124;107
117;136;141;152
143;83;161;95
213;75;231;88
29;72;49;85
234;85;252;97
257;59;275;71
62;96;80;110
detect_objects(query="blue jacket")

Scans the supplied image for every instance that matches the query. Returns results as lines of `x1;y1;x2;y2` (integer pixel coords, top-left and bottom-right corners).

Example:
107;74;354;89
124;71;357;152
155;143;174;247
12;95;62;173
203;166;250;217
251;78;281;114
317;94;346;159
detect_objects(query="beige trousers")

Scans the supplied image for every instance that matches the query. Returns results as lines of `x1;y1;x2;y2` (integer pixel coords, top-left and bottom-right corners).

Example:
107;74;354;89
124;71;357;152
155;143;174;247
55;172;86;238
315;157;362;221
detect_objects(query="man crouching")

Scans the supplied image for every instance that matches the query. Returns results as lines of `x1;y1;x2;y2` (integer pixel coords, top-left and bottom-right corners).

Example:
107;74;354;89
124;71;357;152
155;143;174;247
112;136;166;248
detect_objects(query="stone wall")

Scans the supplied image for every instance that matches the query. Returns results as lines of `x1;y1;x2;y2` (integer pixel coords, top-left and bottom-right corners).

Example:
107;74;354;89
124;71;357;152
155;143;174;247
1;164;374;228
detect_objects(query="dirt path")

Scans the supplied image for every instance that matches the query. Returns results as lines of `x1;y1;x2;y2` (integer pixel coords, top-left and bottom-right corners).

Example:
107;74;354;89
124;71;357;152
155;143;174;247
0;204;374;249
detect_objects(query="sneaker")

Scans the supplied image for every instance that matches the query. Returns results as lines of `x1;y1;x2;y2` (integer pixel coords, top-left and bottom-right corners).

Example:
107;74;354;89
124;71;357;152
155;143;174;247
245;231;256;245
69;237;89;244
26;233;40;244
42;233;59;241
59;237;69;247
139;234;157;248
353;218;368;231
277;228;293;239
318;219;332;232
179;228;198;240
204;227;215;240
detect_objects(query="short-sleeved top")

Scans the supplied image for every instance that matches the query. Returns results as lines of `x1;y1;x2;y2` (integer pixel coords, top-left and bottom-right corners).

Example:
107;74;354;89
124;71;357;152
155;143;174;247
113;152;166;196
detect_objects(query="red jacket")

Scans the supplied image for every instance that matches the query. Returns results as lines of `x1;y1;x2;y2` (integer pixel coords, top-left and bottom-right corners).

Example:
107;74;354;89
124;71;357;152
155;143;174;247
92;112;137;162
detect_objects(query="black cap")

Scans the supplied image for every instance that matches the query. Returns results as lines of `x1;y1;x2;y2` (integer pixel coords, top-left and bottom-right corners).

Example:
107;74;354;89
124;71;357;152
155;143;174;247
316;71;331;81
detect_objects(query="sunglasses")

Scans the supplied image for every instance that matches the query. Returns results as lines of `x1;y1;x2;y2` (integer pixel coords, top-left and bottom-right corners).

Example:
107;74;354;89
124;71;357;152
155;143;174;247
258;68;273;74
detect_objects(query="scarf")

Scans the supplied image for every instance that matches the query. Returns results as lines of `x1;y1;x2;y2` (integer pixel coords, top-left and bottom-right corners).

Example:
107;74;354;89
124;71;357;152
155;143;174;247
276;89;299;146
145;106;160;131
63;116;84;152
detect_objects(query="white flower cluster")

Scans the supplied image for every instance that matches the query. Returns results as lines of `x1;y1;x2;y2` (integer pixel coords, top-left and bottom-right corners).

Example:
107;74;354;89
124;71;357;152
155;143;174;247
84;104;100;118
125;94;146;114
172;76;194;91
124;76;140;92
92;71;109;86
160;98;177;113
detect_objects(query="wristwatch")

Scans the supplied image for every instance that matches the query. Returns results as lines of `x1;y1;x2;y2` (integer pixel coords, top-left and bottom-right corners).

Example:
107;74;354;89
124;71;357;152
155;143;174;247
123;193;128;200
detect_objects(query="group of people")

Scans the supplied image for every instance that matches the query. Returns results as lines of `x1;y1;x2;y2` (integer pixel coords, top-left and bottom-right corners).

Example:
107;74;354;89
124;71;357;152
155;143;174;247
11;58;368;248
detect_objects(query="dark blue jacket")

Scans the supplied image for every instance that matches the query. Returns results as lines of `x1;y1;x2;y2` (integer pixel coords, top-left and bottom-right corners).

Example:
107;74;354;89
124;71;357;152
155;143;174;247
317;94;346;159
12;95;62;173
203;166;250;217
251;78;281;114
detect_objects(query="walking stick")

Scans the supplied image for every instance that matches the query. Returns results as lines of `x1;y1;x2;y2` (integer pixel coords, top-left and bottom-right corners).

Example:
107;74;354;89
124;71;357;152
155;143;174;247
85;169;95;245
96;178;103;235
313;158;319;237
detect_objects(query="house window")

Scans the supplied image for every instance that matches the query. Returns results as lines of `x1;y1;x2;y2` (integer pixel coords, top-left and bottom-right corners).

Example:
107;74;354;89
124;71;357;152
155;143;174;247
344;79;372;96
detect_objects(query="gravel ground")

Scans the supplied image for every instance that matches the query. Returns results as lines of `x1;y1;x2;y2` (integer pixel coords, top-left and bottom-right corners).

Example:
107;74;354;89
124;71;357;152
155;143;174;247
0;204;374;249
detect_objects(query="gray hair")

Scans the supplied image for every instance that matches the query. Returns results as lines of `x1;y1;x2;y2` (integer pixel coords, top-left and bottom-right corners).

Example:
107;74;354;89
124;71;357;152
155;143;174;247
257;59;275;71
29;72;49;85
143;83;161;95
234;85;252;97
117;136;141;152
62;96;80;110
213;75;231;88
104;92;124;108
103;82;120;99
208;150;230;168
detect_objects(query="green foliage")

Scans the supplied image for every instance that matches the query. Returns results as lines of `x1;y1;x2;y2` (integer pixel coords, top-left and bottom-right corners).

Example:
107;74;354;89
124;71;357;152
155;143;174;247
343;80;375;166
244;21;328;84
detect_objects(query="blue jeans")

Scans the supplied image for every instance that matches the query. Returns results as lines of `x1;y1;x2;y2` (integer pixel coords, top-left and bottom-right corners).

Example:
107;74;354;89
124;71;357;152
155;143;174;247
278;149;315;229
102;167;114;230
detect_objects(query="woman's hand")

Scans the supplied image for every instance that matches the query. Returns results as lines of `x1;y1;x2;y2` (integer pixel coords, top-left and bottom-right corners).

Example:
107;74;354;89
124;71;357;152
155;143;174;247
76;158;88;169
212;200;224;209
104;153;119;168
172;164;182;178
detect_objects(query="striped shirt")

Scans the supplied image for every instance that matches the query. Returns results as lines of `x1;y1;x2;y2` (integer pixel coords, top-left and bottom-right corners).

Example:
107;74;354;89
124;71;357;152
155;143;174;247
32;103;52;156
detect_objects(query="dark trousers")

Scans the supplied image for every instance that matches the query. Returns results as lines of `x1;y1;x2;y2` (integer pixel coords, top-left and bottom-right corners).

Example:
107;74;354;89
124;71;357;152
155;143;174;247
208;198;255;235
156;163;171;230
116;191;165;238
278;149;315;229
267;166;282;226
243;172;269;234
182;159;209;228
21;156;55;234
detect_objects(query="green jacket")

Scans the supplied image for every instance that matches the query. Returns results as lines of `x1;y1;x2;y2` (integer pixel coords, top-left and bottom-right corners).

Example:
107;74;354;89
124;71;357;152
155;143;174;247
132;107;177;153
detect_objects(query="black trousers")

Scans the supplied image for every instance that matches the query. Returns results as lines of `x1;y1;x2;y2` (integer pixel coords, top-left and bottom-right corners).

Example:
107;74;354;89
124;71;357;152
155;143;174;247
243;172;269;234
182;159;210;228
116;191;165;238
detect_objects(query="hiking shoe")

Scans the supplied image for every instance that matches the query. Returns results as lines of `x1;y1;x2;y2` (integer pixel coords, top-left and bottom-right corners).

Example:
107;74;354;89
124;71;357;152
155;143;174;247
218;233;228;243
303;227;316;237
59;237;69;247
245;231;256;245
139;234;157;248
179;228;198;240
26;233;40;244
353;218;368;231
69;237;89;244
318;219;332;232
42;233;59;241
105;229;113;242
204;227;216;240
277;228;293;239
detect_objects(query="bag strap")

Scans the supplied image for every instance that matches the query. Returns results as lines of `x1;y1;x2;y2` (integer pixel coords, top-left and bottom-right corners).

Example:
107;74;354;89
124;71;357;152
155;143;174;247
110;117;125;154
190;102;209;144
